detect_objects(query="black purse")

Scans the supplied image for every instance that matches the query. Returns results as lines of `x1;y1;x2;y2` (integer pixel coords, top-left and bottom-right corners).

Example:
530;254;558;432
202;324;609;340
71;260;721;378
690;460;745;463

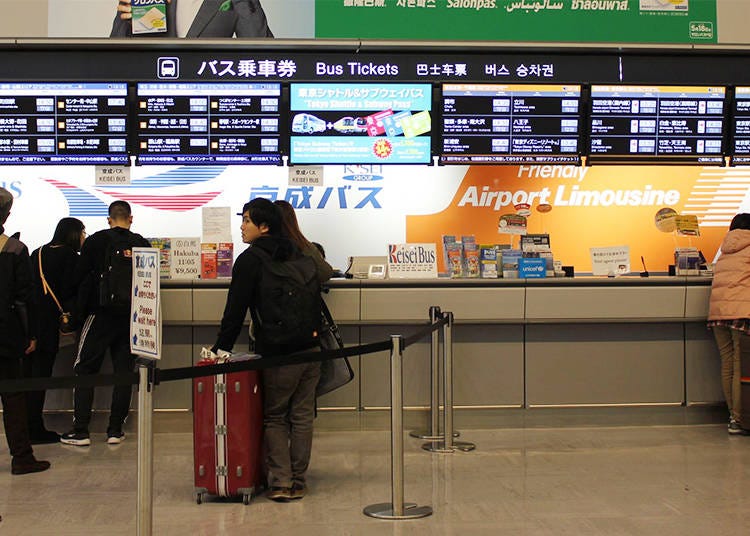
316;299;354;397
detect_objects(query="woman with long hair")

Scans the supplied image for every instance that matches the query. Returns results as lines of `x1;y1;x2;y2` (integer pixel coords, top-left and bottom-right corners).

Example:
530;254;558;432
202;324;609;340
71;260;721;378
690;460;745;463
274;200;333;280
27;217;86;443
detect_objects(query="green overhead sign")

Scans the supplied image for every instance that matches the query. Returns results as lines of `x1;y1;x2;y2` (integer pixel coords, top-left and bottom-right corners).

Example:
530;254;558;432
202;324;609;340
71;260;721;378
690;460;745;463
315;0;717;44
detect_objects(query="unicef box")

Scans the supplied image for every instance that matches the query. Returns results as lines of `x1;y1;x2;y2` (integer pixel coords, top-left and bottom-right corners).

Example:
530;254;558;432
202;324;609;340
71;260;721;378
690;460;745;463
518;257;546;279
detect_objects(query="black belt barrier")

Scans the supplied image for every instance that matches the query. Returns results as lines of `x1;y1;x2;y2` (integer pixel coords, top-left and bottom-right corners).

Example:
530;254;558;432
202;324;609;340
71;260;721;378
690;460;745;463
0;316;449;394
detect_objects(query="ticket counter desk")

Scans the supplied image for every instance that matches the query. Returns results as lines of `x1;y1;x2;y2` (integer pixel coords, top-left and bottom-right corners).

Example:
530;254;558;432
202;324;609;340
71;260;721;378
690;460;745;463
46;276;723;417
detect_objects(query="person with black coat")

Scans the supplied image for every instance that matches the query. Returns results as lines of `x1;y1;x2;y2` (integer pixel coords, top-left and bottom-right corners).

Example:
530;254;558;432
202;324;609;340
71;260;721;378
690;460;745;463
0;187;51;474
60;201;150;447
27;217;86;444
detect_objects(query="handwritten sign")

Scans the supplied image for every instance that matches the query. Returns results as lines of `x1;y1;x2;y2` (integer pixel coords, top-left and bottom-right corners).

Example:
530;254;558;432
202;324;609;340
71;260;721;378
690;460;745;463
589;245;630;276
130;247;161;360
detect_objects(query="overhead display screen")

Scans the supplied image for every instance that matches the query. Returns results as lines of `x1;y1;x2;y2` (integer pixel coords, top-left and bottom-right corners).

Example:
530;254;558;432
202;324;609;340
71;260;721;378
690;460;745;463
135;82;281;165
289;83;432;165
588;85;726;164
0;82;128;165
440;83;581;165
731;87;750;164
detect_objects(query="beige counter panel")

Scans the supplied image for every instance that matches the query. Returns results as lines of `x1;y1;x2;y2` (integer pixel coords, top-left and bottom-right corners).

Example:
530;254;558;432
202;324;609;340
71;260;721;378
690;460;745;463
161;288;193;324
685;285;711;320
360;287;525;323
526;286;685;321
526;323;685;406
193;288;230;323
323;288;360;323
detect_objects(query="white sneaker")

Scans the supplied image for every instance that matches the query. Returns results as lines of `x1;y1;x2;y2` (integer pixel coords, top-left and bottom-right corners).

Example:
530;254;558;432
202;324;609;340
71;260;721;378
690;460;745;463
106;431;125;445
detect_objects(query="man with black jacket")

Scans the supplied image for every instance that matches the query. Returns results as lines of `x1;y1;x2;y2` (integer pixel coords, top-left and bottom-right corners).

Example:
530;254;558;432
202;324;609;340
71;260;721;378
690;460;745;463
61;200;150;447
0;187;51;474
211;198;331;502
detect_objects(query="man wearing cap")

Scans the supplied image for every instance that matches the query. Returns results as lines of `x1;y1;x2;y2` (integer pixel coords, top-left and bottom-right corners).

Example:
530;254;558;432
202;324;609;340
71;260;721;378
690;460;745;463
111;0;273;38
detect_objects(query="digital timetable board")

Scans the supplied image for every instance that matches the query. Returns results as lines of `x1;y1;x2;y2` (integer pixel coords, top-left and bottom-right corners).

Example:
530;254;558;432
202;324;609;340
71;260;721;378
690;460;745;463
588;85;726;164
0;82;128;165
731;87;750;164
440;84;581;164
289;83;432;164
136;82;282;165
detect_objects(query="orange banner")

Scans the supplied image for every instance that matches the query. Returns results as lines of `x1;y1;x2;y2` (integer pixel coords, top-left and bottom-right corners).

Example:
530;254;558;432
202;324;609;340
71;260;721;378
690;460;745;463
407;165;740;274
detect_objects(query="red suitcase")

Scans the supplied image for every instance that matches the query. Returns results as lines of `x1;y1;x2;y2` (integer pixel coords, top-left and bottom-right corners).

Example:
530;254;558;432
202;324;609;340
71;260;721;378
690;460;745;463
193;356;264;505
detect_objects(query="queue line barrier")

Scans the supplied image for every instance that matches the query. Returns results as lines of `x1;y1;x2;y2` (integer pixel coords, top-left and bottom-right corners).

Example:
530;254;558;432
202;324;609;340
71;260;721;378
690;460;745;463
0;308;461;532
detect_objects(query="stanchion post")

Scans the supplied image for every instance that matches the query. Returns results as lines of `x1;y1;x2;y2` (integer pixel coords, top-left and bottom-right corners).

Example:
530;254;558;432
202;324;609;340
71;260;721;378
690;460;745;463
137;362;155;536
409;306;441;440
364;335;432;520
423;312;475;453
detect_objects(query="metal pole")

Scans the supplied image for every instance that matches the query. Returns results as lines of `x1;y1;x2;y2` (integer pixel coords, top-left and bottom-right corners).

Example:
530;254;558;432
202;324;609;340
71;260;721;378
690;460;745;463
423;312;475;453
410;307;459;441
410;306;441;440
137;363;154;536
364;336;432;520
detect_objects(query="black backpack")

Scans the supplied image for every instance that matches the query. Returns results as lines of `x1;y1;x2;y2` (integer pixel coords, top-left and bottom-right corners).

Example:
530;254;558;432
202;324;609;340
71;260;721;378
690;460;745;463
98;231;138;315
250;247;322;353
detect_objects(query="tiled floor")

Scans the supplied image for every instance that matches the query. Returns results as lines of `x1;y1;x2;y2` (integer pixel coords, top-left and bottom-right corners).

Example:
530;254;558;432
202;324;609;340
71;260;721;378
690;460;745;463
0;409;748;535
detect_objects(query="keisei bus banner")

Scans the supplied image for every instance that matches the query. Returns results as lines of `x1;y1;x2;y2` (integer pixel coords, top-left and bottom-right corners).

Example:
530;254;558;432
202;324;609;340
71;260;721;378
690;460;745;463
315;0;717;44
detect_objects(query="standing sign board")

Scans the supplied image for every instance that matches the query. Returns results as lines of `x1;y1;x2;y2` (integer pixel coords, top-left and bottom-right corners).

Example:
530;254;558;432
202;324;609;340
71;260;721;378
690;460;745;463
130;247;161;360
387;243;438;279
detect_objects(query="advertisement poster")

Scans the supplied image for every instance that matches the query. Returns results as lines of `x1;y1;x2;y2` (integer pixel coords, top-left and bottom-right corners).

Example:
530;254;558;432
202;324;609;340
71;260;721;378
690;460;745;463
289;83;432;164
315;0;717;44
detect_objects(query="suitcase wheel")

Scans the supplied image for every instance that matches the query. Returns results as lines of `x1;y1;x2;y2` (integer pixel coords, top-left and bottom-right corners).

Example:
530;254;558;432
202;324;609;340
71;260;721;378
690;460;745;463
243;494;250;506
196;492;204;505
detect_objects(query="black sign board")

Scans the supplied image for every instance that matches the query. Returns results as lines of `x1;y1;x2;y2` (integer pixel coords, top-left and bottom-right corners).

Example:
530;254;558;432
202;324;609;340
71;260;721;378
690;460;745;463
588;85;726;165
0;82;128;165
440;83;581;165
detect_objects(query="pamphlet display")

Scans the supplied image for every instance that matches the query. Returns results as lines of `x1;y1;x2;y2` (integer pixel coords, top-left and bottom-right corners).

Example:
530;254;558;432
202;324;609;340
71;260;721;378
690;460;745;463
440;83;581;164
289;83;432;164
0;82;128;165
135;82;282;165
588;85;726;164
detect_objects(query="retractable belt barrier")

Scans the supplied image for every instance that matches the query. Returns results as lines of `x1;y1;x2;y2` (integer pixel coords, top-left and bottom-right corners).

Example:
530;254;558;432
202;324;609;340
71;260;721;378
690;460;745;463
0;317;448;394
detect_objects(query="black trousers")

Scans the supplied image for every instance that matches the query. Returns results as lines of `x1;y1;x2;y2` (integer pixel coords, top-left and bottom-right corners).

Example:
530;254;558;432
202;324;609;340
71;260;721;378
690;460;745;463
72;312;135;433
23;346;57;433
0;356;34;460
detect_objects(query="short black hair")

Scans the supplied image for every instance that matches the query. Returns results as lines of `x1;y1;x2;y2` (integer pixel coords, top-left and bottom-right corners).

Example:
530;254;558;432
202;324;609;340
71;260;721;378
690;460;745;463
108;200;131;221
241;198;281;235
729;213;750;231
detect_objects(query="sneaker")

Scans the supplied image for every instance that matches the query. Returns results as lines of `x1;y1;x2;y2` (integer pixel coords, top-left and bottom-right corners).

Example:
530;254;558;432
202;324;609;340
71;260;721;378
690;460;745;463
106;431;125;445
11;457;51;475
60;430;91;446
289;482;307;500
728;419;747;435
266;486;292;502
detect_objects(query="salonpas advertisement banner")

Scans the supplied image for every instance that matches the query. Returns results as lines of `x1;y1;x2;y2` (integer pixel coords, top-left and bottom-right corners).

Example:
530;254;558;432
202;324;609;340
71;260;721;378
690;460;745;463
2;163;746;274
315;0;717;44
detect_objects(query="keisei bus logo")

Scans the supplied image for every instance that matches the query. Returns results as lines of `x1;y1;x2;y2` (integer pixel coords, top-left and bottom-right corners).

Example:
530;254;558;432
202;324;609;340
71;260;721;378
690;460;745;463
342;165;384;182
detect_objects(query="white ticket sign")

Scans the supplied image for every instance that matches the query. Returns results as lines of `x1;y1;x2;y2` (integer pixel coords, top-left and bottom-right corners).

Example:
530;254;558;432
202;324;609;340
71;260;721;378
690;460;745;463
590;245;631;276
170;237;201;280
130;247;161;360
387;243;438;279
